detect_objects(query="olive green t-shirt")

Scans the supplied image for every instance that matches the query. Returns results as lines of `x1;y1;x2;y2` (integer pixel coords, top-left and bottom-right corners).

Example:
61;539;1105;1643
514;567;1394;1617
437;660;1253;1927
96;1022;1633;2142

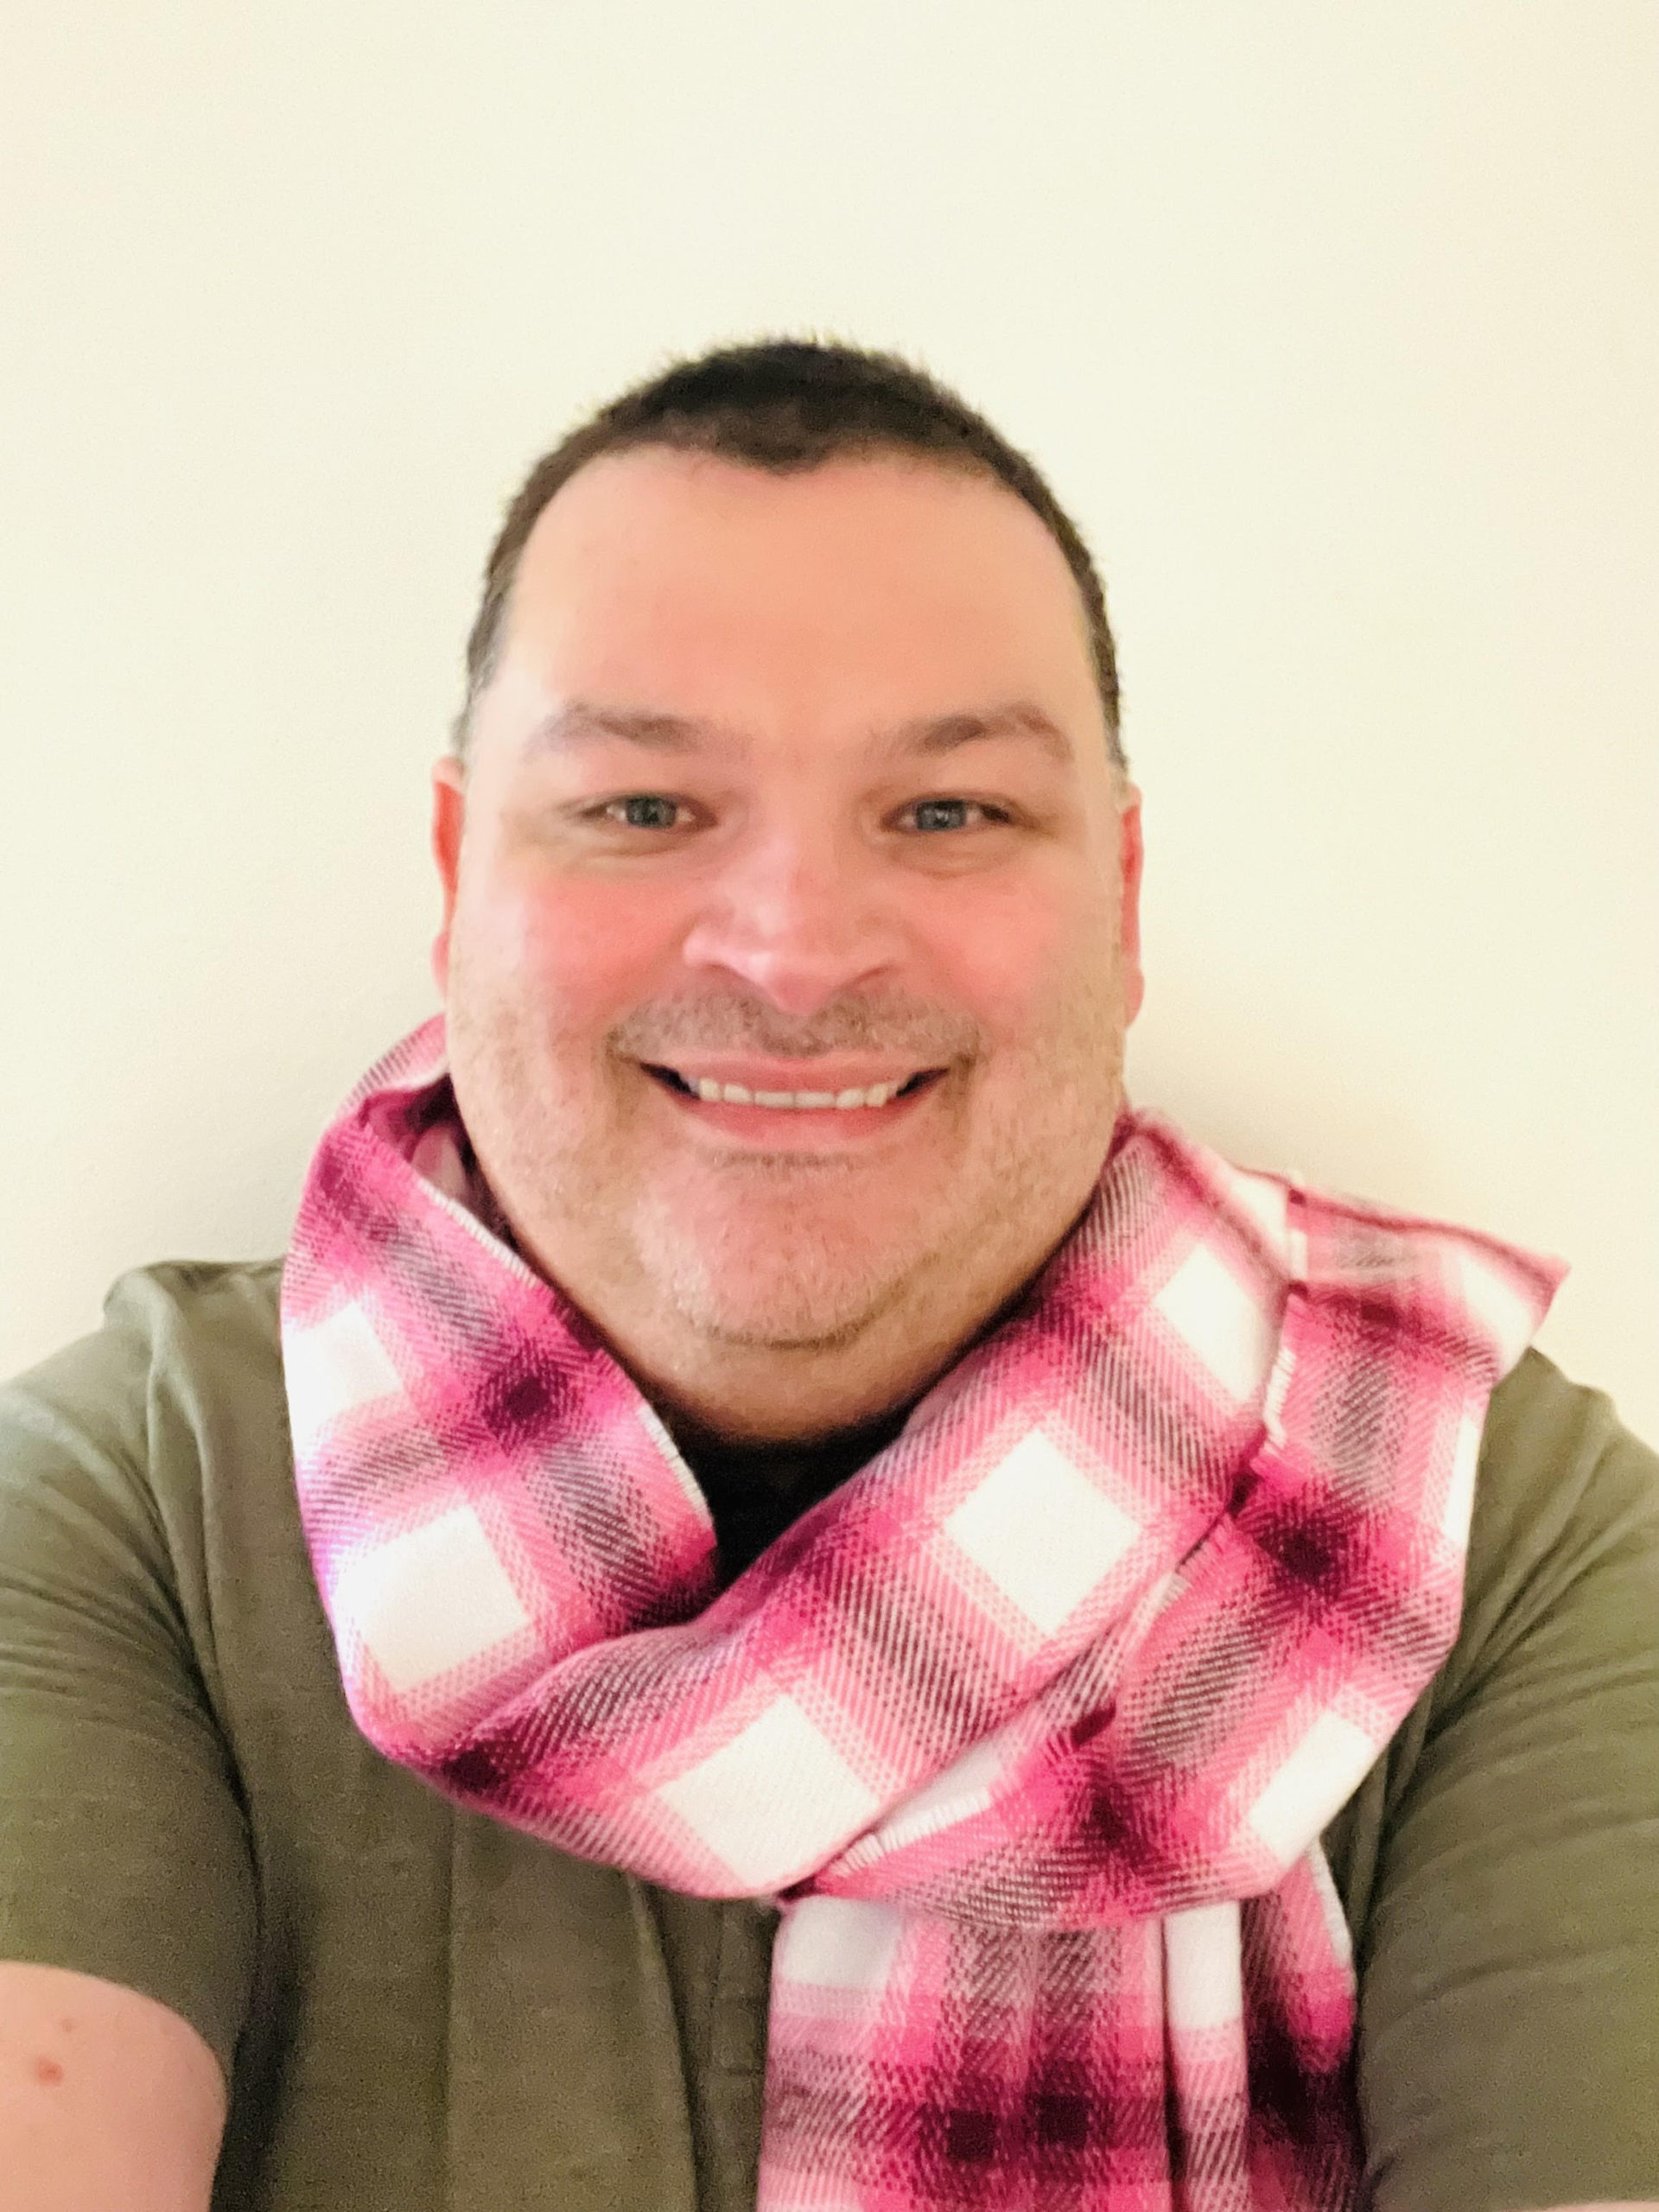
1;1262;1656;2211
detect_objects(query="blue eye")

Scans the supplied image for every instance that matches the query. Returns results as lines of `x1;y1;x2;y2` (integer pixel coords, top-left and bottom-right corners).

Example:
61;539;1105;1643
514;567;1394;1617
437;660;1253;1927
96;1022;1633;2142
912;799;976;832
607;795;681;830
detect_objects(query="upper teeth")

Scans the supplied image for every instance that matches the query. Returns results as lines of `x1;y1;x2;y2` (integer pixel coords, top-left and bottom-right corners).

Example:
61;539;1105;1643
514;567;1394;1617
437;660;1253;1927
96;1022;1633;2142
687;1076;912;1109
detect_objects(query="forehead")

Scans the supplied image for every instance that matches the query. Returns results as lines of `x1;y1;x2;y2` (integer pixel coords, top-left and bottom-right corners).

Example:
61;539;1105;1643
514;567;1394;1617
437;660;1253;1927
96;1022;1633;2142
493;447;1103;742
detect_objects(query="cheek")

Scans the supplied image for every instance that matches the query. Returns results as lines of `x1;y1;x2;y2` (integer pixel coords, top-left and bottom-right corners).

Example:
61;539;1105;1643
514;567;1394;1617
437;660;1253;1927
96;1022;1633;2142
918;873;1120;1040
461;865;686;1033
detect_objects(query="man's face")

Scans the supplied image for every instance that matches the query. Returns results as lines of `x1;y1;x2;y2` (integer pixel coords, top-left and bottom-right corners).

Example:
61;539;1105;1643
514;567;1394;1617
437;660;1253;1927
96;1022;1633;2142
432;448;1143;1439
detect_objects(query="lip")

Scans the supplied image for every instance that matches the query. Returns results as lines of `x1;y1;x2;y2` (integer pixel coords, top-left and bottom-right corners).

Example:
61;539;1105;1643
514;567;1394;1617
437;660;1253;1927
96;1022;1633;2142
637;1061;949;1148
638;1056;938;1094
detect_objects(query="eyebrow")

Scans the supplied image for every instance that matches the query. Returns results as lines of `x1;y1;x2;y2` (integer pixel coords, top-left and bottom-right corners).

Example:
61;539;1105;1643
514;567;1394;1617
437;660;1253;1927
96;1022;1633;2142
879;703;1074;766
523;698;1076;766
524;703;710;755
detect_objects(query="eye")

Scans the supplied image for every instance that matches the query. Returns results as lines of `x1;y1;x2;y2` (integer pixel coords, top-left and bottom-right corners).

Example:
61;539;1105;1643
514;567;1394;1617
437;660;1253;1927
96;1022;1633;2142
600;794;685;830
903;798;1008;834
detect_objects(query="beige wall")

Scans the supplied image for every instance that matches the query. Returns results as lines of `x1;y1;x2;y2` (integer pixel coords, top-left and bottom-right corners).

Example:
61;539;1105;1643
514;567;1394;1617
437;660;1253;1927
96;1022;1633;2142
4;3;1656;1439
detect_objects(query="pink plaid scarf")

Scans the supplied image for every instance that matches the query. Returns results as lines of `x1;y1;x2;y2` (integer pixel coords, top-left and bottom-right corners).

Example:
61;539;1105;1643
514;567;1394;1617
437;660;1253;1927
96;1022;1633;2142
283;1020;1561;2212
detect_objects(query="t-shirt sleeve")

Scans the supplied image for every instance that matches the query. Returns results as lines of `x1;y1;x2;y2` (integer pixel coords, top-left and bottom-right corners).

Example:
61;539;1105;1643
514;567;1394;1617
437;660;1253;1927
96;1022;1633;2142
0;1291;257;2080
1352;1352;1659;2212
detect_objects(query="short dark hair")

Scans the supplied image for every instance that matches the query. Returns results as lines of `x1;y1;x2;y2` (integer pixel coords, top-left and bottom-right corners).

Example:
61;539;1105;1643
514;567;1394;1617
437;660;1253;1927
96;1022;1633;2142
454;339;1124;768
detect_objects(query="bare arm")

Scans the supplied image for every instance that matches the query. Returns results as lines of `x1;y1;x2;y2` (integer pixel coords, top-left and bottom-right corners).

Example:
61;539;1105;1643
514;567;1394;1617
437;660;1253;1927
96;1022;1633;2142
0;1962;226;2211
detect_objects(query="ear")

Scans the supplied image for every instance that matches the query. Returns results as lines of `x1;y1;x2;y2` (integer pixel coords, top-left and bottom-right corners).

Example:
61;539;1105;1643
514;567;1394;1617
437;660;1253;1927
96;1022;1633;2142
429;755;467;995
1116;784;1146;1026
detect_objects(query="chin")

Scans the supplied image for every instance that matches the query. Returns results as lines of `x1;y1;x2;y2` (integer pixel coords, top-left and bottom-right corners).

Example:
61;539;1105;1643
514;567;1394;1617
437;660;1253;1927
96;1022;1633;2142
632;1215;918;1351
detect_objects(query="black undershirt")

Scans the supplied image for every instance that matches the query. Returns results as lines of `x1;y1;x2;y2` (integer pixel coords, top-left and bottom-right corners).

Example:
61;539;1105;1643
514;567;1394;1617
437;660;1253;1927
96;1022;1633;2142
680;1408;913;1586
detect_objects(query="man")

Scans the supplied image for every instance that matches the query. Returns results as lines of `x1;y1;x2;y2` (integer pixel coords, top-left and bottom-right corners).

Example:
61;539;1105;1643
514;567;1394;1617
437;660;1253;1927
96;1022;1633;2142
1;341;1655;2212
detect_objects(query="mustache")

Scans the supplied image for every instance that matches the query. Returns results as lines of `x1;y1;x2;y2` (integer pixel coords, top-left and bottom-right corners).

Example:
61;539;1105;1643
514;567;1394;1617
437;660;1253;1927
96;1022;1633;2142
608;992;982;1065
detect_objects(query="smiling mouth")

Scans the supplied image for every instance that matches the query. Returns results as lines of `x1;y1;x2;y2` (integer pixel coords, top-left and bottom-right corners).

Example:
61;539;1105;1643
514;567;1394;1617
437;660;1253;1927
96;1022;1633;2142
643;1065;944;1110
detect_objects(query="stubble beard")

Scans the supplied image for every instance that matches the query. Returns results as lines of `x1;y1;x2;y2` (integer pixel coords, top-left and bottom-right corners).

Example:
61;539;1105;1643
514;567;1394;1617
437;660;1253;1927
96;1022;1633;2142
620;1039;1121;1353
624;1110;1020;1351
447;957;1129;1366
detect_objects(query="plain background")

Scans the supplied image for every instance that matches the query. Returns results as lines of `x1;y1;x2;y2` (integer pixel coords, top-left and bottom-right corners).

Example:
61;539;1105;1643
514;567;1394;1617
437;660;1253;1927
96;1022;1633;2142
3;3;1655;1440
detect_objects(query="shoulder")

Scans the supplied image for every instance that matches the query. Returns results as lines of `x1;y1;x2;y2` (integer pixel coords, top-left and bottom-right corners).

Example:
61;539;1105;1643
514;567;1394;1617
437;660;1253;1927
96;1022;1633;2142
1418;1343;1656;1746
1;1259;291;1607
4;1258;286;1452
102;1255;285;1386
1325;1348;1658;1921
1477;1345;1657;1515
1453;1349;1659;1698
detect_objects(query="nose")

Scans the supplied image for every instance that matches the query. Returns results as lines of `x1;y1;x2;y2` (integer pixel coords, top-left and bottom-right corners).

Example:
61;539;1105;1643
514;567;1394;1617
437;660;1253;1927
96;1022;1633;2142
677;817;906;1016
